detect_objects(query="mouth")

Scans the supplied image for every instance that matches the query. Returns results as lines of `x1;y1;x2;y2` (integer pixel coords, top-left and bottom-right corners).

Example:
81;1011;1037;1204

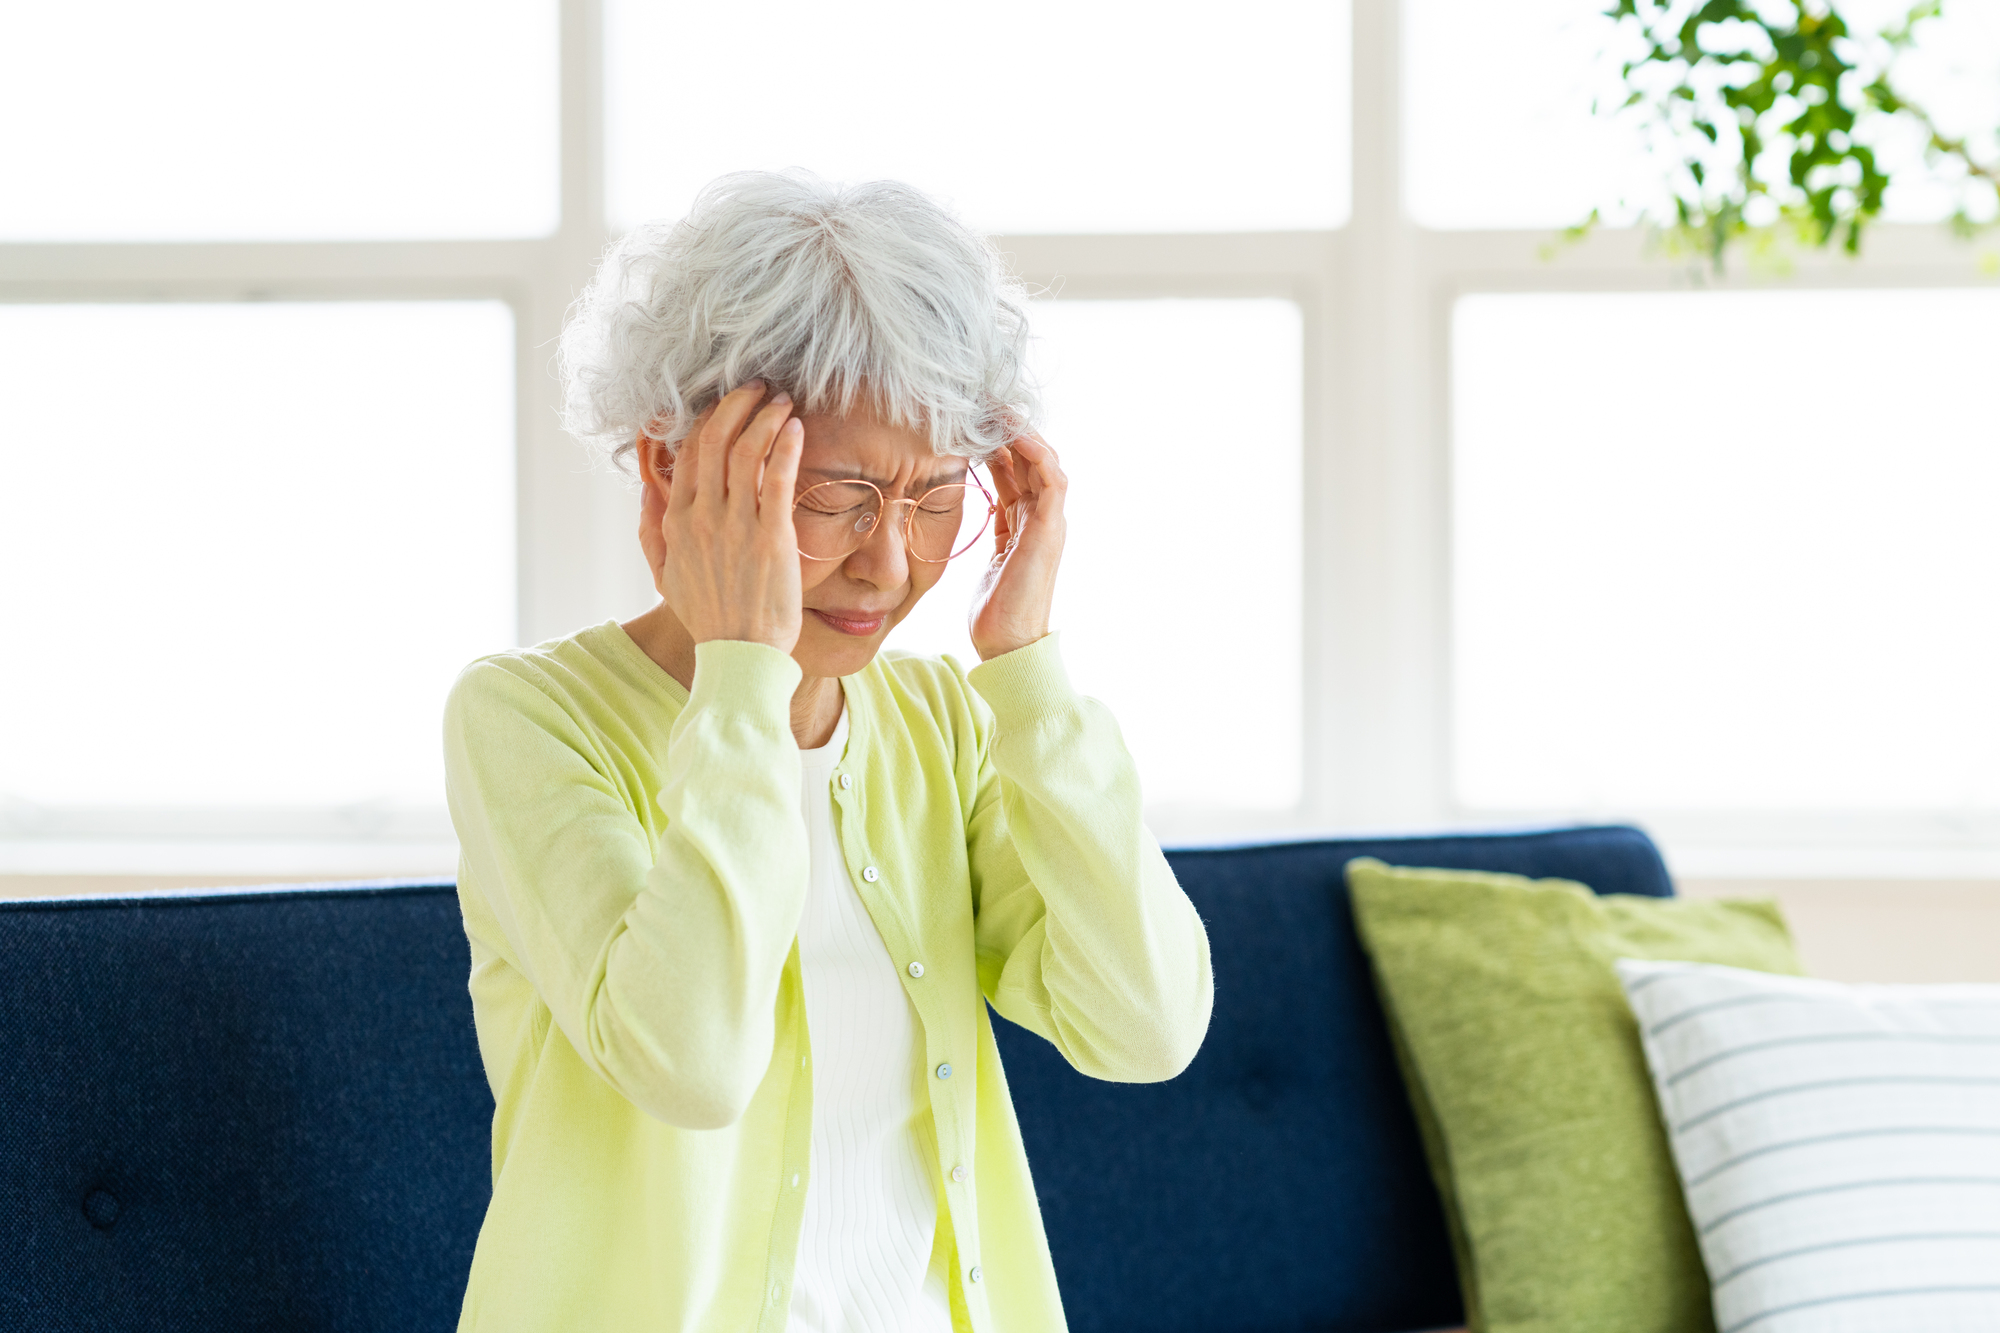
808;608;890;637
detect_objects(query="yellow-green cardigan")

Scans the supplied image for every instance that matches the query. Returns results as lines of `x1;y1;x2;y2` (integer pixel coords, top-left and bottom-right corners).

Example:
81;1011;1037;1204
442;622;1214;1333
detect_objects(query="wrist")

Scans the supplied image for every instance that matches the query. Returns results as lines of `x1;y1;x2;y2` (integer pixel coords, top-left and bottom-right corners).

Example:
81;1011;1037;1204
973;625;1049;662
689;637;805;690
683;605;800;655
694;629;798;654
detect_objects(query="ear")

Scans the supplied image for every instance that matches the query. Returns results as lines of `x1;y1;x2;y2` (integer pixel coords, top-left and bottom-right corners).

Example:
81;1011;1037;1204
636;432;675;506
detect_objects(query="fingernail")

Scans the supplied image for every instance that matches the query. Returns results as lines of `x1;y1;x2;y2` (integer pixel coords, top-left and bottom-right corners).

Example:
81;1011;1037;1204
771;391;792;406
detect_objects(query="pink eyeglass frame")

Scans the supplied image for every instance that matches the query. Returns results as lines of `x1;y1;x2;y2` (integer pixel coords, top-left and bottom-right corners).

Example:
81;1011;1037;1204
792;469;1000;564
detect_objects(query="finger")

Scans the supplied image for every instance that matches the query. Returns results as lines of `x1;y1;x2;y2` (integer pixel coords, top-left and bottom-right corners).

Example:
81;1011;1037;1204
641;466;667;529
987;447;1022;508
728;391;794;512
1009;432;1060;482
669;404;719;510
983;454;1018;548
666;441;697;511
760;417;804;524
695;381;767;508
1010;435;1066;517
638;486;669;580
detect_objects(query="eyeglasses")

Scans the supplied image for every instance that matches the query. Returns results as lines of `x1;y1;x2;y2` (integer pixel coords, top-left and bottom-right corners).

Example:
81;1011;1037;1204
792;471;998;563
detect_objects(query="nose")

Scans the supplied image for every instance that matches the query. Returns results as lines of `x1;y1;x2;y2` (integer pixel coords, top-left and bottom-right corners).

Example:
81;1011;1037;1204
841;500;910;588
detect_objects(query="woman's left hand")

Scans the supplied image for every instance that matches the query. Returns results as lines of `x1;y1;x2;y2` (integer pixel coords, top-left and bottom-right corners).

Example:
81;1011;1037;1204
970;433;1067;661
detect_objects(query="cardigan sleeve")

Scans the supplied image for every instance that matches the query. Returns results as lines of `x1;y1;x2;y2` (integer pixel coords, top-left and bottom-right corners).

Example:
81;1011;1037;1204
962;633;1214;1083
443;639;809;1130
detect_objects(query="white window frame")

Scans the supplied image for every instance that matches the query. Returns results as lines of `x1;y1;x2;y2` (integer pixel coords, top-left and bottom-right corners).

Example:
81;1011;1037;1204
3;0;1991;878
1369;5;1999;879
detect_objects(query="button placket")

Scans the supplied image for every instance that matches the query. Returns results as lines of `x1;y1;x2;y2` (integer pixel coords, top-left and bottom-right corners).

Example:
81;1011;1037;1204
773;958;812;1331
821;707;975;1313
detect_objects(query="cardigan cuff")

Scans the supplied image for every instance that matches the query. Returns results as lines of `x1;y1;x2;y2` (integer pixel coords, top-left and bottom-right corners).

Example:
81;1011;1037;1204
966;632;1078;728
687;639;804;713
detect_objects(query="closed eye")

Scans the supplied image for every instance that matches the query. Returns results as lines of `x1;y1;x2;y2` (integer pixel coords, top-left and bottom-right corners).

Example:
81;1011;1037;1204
798;497;869;516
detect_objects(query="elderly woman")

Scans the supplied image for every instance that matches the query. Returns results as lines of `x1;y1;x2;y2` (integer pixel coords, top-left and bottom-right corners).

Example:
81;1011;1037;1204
443;172;1213;1333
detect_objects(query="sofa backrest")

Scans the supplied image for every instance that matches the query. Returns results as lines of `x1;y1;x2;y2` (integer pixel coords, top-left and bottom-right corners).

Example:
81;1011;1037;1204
0;882;490;1333
0;824;1669;1332
996;824;1673;1333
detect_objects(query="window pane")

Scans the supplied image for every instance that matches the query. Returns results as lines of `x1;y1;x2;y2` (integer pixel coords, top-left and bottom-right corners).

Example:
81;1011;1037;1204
0;2;558;241
1404;0;2000;230
1452;289;2000;812
887;299;1304;811
1403;0;1648;230
0;303;516;807
604;0;1350;234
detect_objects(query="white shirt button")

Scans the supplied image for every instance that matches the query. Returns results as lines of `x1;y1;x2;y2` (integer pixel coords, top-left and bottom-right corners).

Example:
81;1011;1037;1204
951;1164;967;1183
838;773;853;790
862;866;880;883
935;1062;952;1080
907;961;925;978
968;1265;982;1284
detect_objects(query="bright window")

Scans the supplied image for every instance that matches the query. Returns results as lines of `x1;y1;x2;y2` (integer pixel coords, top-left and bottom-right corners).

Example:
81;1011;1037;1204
0;303;517;809
1452;288;2000;813
603;0;1351;234
1403;0;1645;229
6;0;1993;881
0;1;560;241
887;299;1305;811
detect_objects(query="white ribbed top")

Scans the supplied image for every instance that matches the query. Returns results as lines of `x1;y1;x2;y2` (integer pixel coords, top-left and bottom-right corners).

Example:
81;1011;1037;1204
789;704;953;1333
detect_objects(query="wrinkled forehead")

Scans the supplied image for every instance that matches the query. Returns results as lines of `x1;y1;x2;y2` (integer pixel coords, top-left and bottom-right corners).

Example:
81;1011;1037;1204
794;408;971;492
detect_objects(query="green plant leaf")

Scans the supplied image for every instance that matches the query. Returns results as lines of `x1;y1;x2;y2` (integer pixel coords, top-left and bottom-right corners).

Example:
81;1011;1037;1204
1582;0;1998;271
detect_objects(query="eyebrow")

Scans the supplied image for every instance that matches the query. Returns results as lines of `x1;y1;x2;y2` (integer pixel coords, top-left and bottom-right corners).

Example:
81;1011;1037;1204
798;464;970;493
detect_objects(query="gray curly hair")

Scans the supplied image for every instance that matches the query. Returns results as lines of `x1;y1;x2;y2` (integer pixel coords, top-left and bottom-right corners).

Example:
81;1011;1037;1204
559;170;1041;476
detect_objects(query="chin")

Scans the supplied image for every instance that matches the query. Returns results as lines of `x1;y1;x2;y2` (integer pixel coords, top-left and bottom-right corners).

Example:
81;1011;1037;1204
794;622;887;678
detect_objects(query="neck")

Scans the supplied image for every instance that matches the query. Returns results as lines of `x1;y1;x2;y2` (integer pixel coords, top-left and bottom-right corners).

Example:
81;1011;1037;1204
621;602;843;749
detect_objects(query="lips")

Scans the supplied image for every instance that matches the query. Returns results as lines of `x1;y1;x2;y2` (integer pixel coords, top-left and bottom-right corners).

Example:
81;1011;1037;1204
809;608;889;636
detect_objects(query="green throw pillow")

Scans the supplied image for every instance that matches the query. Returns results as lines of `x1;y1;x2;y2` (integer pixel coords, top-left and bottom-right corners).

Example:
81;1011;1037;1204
1346;859;1803;1333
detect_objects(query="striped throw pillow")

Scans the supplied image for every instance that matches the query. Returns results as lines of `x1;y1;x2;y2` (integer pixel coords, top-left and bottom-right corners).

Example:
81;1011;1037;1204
1616;960;2000;1333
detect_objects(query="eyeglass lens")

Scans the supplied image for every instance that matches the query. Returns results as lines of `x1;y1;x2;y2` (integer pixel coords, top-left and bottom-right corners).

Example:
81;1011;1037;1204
793;482;991;563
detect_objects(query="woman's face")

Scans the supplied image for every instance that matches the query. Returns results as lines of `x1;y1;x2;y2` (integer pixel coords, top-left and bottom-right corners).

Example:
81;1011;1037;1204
788;402;970;680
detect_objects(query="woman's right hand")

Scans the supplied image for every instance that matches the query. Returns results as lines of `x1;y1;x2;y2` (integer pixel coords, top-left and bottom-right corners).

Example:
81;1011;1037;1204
639;381;806;654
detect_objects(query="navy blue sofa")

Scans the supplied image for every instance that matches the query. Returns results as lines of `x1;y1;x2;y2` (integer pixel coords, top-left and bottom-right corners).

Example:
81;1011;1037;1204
0;825;1672;1332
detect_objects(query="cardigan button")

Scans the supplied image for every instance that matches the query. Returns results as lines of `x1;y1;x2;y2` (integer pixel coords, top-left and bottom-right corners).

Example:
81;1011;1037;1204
907;961;925;978
838;773;853;790
951;1164;967;1184
969;1265;982;1284
862;866;880;883
935;1063;953;1080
